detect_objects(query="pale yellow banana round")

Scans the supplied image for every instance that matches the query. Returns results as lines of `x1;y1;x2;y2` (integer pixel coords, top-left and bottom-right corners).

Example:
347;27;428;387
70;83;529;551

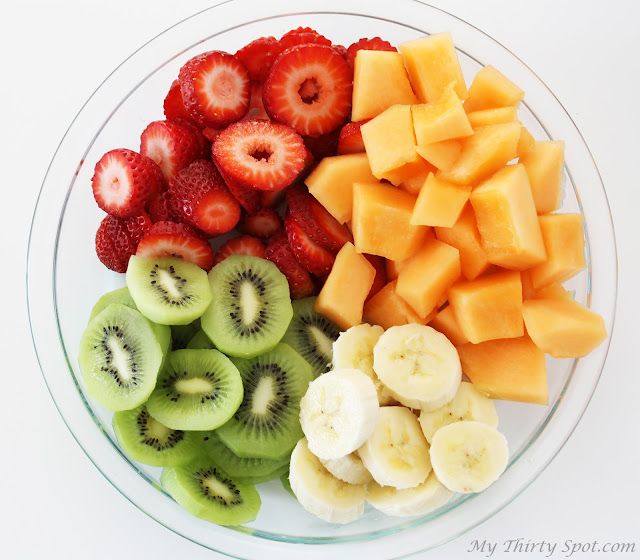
321;452;373;485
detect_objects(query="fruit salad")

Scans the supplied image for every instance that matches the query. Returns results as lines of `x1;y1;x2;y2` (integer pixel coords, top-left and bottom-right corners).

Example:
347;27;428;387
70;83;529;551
79;26;608;527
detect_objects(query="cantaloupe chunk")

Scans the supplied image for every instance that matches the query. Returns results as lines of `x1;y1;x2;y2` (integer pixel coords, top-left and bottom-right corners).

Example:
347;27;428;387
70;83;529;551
352;182;429;261
522;299;607;358
352;51;419;121
411;87;473;145
463;65;524;112
435;204;490;280
411;173;471;227
520;270;536;300
384;156;434;188
363;281;429;329
399;33;468;102
449;270;523;343
439;122;520;185
458;337;547;404
305;153;376;224
529;214;585;289
429;305;469;346
520;140;565;214
533;282;573;301
315;242;375;330
416;140;461;172
470;163;546;269
467;106;518;128
396;238;460;317
385;259;403;281
517;126;536;158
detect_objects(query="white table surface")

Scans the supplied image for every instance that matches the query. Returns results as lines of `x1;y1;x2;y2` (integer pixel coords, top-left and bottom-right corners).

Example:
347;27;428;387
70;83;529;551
3;1;639;558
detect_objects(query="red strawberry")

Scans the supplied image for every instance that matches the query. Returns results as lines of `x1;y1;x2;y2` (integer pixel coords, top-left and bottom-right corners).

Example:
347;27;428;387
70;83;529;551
163;79;193;122
140;120;203;180
337;120;368;155
364;254;386;300
240;208;282;238
224;175;262;214
265;233;315;299
95;213;152;272
235;37;284;82
147;190;178;223
243;82;269;120
304;129;340;160
136;221;214;270
215;235;265;264
212;119;306;192
260;189;285;208
179;51;250;128
284;214;334;276
346;37;397;67
169;160;241;236
202;127;221;143
279;27;332;50
333;45;348;59
174;118;209;158
263;44;353;137
91;149;161;218
285;186;353;252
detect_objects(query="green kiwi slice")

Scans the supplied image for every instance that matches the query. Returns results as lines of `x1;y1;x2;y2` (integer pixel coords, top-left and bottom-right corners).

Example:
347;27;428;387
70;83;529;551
281;297;339;377
112;405;200;467
171;320;200;350
187;330;215;349
235;464;289;485
215;343;312;460
78;303;162;411
280;470;294;497
146;349;243;431
161;459;261;526
201;255;293;358
126;256;212;326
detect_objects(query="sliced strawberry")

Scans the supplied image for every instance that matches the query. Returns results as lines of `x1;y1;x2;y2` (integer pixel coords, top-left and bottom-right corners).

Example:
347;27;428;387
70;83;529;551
163;79;193;122
223;175;262;213
364;254;386;300
337;120;369;155
147;190;178;223
333;45;348;59
174;118;209;158
202;127;221;143
140;120;203;180
285;186;353;252
279;27;332;51
346;37;397;67
260;189;285;208
179;51;250;128
91;149;161;218
304;129;340;160
169;160;241;236
240;208;282;238
263;44;353;137
212;119;306;192
215;234;265;265
243;82;269;120
95;213;152;272
235;37;284;82
265;232;315;299
284;214;334;276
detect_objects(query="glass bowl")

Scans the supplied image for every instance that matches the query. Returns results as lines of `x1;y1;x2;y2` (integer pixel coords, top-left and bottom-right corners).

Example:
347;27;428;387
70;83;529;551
27;1;617;558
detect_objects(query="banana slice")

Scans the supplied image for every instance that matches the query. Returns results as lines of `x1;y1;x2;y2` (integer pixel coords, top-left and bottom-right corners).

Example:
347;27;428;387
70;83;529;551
332;324;396;405
419;382;498;443
373;324;461;411
358;406;431;489
321;452;373;485
430;421;509;493
366;472;452;517
299;368;379;460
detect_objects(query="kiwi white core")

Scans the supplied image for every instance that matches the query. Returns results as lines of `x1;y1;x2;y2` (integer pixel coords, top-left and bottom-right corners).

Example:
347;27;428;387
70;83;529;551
203;475;235;502
175;377;215;395
310;326;334;362
251;376;276;415
157;267;184;300
240;281;261;325
145;415;172;442
107;335;134;383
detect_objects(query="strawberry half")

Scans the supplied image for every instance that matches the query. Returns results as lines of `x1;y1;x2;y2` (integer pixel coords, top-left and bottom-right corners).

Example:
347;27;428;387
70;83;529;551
346;37;397;67
243;82;269;120
95;213;152;272
284;214;334;276
212;119;306;192
304;129;340;160
260;189;285;208
235;37;284;82
364;254;386;300
223;175;262;214
179;51;250;128
147;190;178;223
240;207;282;238
279;27;332;51
337;120;368;155
263;44;353;137
265;232;315;299
163;79;193;122
215;235;265;264
91;149;162;218
169;160;241;236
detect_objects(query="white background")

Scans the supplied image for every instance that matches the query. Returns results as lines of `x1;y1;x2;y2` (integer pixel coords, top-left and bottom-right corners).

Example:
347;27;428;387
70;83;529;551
2;1;639;558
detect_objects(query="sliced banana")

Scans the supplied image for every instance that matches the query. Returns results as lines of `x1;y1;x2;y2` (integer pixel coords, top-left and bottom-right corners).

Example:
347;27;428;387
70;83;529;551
373;324;461;411
332;324;396;405
419;382;498;443
430;421;509;493
299;368;379;460
289;438;366;524
321;452;373;485
358;406;431;489
366;472;452;517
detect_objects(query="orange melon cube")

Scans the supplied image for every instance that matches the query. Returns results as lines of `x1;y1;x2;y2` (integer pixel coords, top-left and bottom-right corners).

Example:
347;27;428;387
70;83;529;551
385;259;402;281
517;126;536;158
315;242;375;330
520;140;565;214
439;122;521;185
411;87;473;145
352;51;418;121
363;281;429;329
470;163;546;269
429;305;469;346
533;282;573;301
352;182;429;261
467;106;518;128
411;173;471;227
305;153;376;224
384;156;434;188
435;204;490;280
448;270;523;343
463;65;524;112
416;140;461;172
520;270;536;300
529;214;585;289
396;238;461;317
522;299;607;358
458;337;548;404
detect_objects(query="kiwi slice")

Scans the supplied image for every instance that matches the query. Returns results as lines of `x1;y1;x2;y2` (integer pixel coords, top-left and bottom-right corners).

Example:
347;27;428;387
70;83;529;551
112;405;200;467
78;304;162;411
187;330;215;349
201;255;293;358
282;297;340;377
171;320;200;350
235;464;289;485
161;459;261;526
216;343;312;460
146;349;243;431
127;255;212;326
280;470;295;497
